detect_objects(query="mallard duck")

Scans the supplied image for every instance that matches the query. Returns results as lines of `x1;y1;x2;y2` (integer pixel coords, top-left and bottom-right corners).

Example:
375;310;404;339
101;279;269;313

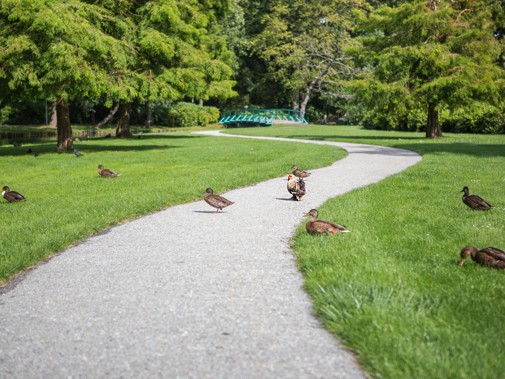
73;149;83;157
287;175;306;201
98;165;121;177
204;188;234;212
291;165;311;178
459;246;505;269
461;186;493;210
303;209;349;235
2;186;26;203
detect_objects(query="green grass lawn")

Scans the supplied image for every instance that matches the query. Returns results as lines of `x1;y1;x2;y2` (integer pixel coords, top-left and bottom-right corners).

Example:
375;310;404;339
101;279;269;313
2;124;504;378
227;124;505;379
0;130;344;283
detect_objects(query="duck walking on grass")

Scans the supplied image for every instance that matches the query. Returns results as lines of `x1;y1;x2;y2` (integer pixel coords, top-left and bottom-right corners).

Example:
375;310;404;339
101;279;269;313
73;149;83;158
204;188;234;212
291;165;311;179
2;186;26;203
287;175;306;201
98;165;121;177
304;209;349;235
461;186;493;210
459;246;505;269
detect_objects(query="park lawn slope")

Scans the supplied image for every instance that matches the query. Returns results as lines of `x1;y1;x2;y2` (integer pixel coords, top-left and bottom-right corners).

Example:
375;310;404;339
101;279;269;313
228;125;505;379
0;131;345;283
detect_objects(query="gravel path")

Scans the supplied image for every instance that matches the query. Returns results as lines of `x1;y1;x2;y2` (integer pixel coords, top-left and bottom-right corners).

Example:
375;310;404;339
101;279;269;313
0;131;421;378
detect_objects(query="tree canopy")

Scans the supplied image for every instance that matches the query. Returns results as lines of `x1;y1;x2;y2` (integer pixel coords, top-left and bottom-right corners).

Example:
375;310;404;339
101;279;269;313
1;0;504;138
0;0;236;147
348;0;505;137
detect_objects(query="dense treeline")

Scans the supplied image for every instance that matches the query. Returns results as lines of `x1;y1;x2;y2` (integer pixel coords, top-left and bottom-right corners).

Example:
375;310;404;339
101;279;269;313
0;0;504;143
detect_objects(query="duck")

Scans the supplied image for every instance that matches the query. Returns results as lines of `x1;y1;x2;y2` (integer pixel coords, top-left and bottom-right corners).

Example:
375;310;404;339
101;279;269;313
287;175;306;201
98;165;121;177
73;149;83;157
291;165;311;179
204;188;234;212
461;186;493;210
303;209;349;235
2;186;26;203
459;246;505;269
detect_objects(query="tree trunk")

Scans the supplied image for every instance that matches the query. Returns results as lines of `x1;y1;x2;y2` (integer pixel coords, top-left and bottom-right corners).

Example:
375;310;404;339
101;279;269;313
115;102;133;138
426;102;442;138
199;99;204;107
300;77;318;115
96;102;119;128
49;101;57;127
56;99;73;151
292;94;300;111
144;102;152;129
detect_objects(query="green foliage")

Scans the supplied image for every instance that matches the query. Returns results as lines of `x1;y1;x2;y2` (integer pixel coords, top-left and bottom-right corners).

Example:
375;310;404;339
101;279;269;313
0;0;236;133
134;0;237;104
348;0;505;134
440;102;504;134
167;102;220;127
0;0;136;103
248;0;359;112
0;104;13;125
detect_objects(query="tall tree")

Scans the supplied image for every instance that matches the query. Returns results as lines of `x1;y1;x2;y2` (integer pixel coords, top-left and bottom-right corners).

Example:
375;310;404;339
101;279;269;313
349;0;505;138
251;0;359;114
104;0;236;137
0;0;135;150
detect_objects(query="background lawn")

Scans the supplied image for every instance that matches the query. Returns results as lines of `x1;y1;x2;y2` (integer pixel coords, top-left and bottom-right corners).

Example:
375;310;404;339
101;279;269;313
0;130;345;283
227;124;505;379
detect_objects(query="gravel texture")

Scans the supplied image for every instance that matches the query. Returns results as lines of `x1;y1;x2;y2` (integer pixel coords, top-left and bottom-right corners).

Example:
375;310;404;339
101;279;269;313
0;131;421;378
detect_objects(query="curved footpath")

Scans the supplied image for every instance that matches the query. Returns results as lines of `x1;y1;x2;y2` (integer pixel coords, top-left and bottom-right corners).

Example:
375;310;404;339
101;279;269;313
0;131;421;378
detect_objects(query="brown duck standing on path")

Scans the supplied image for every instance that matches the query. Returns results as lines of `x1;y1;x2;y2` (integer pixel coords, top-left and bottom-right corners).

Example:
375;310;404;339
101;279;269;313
291;165;311;179
98;165;121;177
461;186;493;210
204;188;234;212
459;246;505;269
304;209;349;235
2;186;26;203
287;175;306;201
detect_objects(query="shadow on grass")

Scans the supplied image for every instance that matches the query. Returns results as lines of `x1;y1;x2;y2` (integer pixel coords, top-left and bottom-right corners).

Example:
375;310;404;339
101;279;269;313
259;134;505;158
393;143;505;157
0;134;207;156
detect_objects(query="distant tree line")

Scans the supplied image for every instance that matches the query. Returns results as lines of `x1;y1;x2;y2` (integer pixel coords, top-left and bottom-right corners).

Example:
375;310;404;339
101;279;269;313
1;0;504;145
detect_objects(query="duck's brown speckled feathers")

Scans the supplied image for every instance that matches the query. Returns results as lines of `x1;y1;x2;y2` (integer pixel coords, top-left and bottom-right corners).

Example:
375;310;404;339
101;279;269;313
461;186;493;210
287;175;306;201
459;246;505;269
304;209;348;235
2;186;26;203
98;165;121;177
204;188;234;212
291;165;311;178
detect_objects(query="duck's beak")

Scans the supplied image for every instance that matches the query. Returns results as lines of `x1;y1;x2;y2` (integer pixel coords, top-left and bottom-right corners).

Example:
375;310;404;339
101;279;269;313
458;258;466;267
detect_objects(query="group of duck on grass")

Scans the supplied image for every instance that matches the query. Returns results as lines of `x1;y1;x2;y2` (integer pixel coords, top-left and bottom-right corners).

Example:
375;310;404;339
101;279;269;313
202;165;504;271
2;163;120;203
3;163;504;271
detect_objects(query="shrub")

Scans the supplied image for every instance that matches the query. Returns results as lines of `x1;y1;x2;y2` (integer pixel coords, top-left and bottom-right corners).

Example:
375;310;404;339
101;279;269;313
440;103;504;134
167;102;220;127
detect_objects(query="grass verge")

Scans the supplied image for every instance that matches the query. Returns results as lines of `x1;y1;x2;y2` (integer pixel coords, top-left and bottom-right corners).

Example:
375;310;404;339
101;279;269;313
227;124;505;379
0;131;345;283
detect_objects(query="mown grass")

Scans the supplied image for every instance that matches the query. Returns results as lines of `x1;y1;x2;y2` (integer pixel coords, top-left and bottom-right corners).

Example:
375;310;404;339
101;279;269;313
227;124;505;379
0;131;345;283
